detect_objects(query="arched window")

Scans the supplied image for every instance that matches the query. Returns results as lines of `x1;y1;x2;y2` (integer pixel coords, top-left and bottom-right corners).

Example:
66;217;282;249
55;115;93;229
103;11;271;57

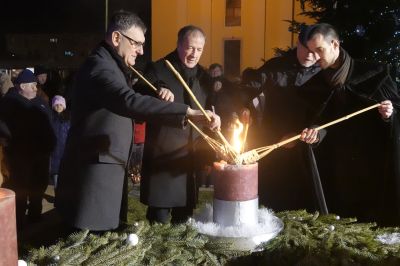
225;0;241;27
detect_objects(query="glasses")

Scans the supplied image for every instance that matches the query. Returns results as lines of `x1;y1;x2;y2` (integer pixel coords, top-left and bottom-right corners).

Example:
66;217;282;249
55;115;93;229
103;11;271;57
119;32;145;49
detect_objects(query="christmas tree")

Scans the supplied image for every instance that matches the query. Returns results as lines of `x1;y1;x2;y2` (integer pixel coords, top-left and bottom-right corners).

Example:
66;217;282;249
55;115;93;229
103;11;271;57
298;0;400;83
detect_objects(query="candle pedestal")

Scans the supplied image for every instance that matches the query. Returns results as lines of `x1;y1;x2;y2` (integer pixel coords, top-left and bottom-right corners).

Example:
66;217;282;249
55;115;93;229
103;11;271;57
192;162;283;251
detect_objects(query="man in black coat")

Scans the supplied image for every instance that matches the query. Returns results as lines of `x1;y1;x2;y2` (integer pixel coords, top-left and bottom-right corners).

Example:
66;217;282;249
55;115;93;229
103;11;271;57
55;12;220;231
248;32;331;213
0;69;56;229
139;25;213;224
304;23;400;225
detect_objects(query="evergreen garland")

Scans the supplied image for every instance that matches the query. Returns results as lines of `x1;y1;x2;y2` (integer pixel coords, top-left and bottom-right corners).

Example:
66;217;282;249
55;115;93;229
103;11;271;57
26;210;400;266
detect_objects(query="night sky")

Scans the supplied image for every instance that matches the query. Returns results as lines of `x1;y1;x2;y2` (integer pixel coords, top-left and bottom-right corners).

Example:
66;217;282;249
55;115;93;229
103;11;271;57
1;0;150;34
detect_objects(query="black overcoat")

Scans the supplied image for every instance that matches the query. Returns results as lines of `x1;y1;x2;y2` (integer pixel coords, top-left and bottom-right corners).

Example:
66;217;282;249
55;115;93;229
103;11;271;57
315;59;400;226
253;50;330;212
140;51;212;208
55;43;188;230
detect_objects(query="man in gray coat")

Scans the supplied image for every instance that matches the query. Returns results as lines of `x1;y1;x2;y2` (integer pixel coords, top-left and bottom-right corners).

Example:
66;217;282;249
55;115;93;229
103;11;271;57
55;11;220;231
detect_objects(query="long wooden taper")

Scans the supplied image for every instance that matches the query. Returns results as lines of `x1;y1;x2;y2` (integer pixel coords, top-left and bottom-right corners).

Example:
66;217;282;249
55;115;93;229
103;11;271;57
267;103;381;150
164;59;237;158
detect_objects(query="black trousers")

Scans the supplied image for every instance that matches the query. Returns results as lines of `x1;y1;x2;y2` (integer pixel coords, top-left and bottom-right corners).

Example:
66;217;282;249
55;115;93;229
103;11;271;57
6;153;49;229
146;206;193;224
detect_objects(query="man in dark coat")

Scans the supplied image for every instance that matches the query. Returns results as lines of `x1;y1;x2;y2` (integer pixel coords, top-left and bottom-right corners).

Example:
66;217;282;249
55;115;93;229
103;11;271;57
305;23;400;225
139;25;213;224
55;12;220;231
0;69;56;229
249;33;331;213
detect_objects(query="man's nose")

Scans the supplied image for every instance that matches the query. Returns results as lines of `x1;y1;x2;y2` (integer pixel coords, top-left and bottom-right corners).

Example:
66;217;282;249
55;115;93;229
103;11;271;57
136;45;144;55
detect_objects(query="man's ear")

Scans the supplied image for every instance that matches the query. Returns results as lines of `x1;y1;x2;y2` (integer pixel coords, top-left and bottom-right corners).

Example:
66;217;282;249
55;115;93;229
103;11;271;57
19;84;27;91
332;39;340;50
111;31;121;47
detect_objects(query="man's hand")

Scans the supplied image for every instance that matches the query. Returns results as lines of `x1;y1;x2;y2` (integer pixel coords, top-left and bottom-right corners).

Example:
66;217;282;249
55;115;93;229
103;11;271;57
158;87;174;102
186;108;221;131
299;128;319;144
378;100;393;120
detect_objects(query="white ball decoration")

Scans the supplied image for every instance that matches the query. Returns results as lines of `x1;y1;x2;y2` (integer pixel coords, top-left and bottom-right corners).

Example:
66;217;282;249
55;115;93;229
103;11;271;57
134;222;139;227
328;225;335;231
18;260;27;266
53;255;60;262
335;215;340;220
127;233;139;246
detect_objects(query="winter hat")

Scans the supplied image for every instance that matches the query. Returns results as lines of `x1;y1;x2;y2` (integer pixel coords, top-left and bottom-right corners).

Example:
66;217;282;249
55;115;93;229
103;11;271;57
52;95;66;109
34;65;48;76
14;69;37;84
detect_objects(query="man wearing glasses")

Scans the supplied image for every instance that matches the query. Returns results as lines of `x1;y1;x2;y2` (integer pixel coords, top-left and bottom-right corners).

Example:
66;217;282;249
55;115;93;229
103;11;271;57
56;11;220;231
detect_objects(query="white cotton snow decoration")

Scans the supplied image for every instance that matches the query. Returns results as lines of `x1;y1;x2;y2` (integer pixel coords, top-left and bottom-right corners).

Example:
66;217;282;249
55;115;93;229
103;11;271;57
376;233;400;245
18;260;28;266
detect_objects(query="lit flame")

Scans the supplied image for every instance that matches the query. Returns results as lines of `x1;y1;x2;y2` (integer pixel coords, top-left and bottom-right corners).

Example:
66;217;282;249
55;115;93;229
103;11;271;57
231;118;244;154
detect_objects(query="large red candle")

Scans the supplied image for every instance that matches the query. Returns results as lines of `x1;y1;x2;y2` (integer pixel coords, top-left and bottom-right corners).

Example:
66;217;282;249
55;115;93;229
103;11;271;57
212;162;259;226
0;188;18;266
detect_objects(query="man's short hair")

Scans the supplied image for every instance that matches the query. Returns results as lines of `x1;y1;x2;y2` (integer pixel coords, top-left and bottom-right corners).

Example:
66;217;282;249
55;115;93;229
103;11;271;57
177;25;205;45
305;23;340;43
106;10;146;36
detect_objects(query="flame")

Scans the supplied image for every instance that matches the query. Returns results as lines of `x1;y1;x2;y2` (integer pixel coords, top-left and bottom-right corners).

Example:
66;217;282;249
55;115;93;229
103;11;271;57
231;118;244;154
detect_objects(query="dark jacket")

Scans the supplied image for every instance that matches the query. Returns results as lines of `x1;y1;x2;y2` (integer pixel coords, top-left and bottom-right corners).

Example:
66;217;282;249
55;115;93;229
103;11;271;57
251;49;330;212
315;59;400;226
56;42;189;230
0;88;56;157
139;50;212;208
50;111;70;175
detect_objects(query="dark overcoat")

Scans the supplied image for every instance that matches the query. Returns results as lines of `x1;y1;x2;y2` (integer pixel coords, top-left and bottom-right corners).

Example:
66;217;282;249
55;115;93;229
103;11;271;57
314;59;400;226
254;49;330;212
140;51;212;208
55;42;188;230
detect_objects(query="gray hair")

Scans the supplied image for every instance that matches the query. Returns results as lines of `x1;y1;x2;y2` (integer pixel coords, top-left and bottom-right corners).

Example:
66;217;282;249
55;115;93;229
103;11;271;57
106;10;147;36
177;25;206;45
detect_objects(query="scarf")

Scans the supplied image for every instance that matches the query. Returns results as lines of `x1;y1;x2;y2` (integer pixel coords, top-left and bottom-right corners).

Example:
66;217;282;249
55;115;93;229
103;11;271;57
323;47;352;89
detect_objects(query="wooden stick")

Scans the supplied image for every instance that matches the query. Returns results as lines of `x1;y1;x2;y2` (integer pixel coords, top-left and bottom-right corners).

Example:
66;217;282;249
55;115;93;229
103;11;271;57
164;59;237;159
129;65;158;92
165;60;210;121
260;103;381;154
128;63;235;161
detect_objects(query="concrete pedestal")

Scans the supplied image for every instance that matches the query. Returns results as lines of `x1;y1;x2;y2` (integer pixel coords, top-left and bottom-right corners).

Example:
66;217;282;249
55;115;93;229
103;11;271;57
0;188;18;266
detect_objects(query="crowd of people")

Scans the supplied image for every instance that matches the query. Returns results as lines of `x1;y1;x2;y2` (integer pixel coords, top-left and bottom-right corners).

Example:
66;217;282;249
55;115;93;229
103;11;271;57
0;10;399;239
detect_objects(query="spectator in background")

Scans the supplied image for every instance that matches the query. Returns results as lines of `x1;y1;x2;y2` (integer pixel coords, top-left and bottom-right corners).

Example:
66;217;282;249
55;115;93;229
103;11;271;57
50;95;70;188
34;66;50;103
0;73;13;97
0;69;56;229
207;63;242;133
